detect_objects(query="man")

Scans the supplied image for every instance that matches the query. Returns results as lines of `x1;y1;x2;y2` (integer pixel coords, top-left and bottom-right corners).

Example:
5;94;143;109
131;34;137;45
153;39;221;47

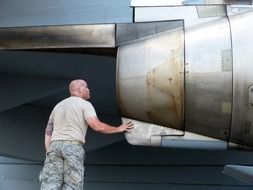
40;79;133;190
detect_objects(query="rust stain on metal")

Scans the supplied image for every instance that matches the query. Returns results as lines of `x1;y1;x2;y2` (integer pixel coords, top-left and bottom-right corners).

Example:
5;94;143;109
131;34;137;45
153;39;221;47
146;44;184;129
117;28;184;129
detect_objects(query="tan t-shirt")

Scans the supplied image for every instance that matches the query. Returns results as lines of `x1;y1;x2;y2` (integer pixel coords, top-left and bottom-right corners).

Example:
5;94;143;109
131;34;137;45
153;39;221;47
49;96;97;144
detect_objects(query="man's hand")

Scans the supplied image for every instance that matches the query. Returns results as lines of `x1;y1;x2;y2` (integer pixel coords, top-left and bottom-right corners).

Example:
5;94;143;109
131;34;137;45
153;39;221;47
87;117;134;134
118;121;134;132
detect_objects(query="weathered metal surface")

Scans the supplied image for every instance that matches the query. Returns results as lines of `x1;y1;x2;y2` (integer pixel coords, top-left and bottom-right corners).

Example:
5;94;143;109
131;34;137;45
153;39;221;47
0;24;115;49
146;57;183;129
134;6;233;142
117;23;184;130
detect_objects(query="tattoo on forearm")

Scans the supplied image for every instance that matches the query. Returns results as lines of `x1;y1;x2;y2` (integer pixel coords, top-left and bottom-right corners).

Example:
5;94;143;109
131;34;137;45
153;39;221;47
45;121;54;136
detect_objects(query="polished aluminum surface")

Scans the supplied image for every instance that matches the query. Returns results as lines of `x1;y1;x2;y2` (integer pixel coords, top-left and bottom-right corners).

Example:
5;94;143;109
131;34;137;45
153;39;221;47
117;25;184;130
229;10;253;147
131;0;251;6
0;24;115;49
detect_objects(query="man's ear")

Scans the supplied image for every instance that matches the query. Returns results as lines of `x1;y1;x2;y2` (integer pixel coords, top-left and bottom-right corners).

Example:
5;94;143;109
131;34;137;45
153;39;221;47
77;87;82;93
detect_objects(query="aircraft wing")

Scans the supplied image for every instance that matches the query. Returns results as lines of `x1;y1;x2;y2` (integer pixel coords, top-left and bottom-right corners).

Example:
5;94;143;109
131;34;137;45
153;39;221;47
223;165;253;185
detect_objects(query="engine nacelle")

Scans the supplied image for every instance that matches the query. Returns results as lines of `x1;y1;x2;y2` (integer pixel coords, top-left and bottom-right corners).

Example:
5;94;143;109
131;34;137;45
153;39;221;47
116;6;253;149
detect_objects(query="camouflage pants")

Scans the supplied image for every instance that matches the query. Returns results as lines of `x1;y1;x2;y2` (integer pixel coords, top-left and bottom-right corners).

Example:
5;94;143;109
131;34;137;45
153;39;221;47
39;140;85;190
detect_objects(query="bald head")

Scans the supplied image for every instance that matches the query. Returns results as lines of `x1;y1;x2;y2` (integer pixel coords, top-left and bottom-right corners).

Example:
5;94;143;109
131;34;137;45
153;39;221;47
69;79;85;93
69;79;90;99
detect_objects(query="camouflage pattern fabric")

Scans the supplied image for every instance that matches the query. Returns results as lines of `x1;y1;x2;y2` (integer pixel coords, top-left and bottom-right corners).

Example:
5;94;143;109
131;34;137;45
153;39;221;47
39;140;85;190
